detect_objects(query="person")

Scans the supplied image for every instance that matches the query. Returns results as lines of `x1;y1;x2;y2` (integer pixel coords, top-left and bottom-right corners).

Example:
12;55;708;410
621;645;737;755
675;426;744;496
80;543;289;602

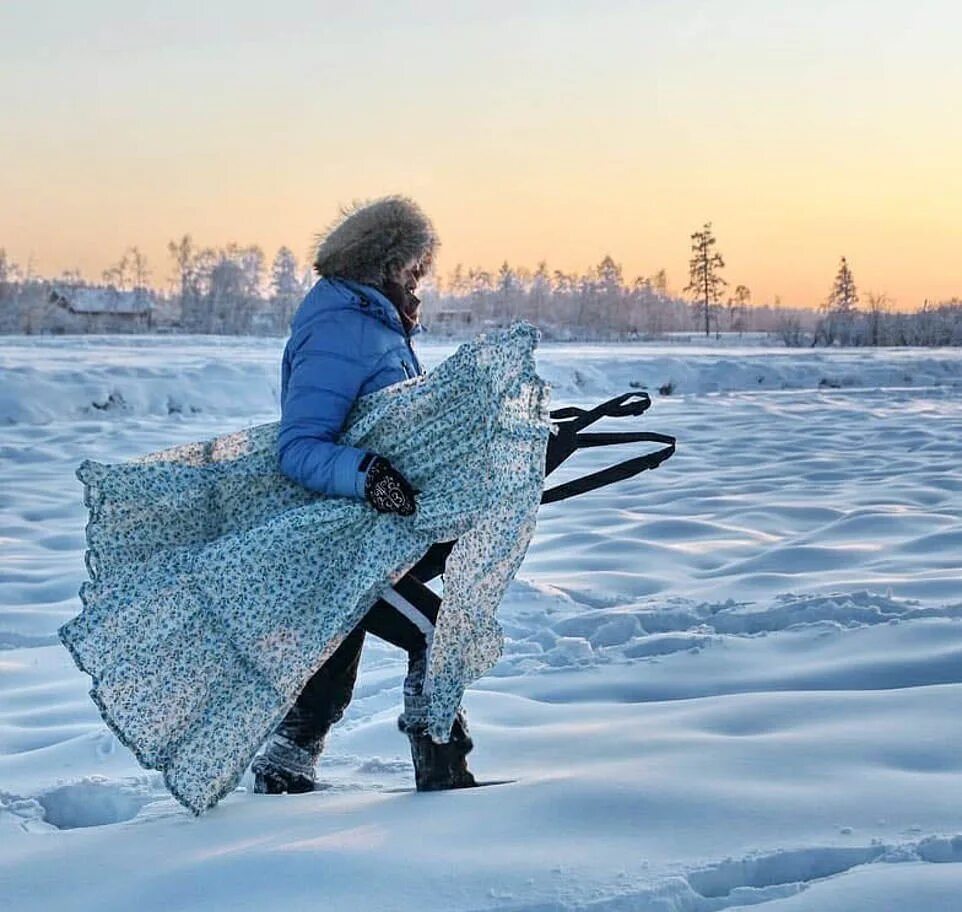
252;195;477;794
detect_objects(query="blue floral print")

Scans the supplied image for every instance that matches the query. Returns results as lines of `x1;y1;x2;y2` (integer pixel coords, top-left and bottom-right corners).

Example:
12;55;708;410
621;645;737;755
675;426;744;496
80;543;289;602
59;322;552;815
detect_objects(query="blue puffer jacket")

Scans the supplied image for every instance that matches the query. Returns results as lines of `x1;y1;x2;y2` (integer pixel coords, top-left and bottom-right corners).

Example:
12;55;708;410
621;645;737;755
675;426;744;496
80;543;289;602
278;277;425;499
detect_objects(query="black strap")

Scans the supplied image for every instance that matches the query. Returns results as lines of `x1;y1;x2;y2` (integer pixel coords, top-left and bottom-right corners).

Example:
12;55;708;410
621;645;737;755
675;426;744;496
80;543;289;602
541;392;676;505
540;437;675;504
545;392;652;473
411;393;676;585
549;391;652;429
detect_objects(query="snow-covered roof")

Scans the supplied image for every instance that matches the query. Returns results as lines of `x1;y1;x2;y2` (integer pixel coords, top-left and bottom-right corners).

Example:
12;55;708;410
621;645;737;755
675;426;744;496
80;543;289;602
53;287;153;315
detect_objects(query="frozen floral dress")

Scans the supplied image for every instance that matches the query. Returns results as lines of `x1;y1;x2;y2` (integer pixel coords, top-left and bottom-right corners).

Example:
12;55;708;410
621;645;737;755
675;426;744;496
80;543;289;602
59;322;552;815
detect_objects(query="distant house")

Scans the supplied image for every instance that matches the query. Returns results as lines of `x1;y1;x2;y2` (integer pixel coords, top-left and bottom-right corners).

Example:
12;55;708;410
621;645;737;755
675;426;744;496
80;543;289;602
429;309;474;333
49;286;153;332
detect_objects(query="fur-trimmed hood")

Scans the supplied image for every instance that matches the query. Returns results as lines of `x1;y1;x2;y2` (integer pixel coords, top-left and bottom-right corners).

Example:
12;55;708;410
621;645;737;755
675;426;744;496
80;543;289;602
312;195;439;288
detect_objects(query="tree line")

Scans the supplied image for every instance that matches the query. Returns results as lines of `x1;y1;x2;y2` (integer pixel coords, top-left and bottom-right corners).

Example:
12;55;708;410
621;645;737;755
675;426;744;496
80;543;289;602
682;224;962;346
1;229;960;345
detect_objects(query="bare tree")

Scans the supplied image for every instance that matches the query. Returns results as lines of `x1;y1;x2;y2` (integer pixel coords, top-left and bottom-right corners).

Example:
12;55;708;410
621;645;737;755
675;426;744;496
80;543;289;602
448;263;469;297
128;246;150;290
102;251;132;290
775;313;803;346
728;284;751;333
865;291;892;346
168;235;197;326
650;268;669;296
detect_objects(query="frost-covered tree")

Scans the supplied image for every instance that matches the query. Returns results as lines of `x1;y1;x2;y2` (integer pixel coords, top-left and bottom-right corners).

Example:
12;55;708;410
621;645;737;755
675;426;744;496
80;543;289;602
496;261;520;320
596;255;623;295
168;235;197;322
496;261;518;295
447;263;468;297
270;247;302;330
684;223;727;336
865;291;891;346
528;261;552;325
594;255;626;329
650;268;669;296
468;268;494;321
238;245;265;299
729;284;751;333
209;254;247;331
774;295;804;346
271;247;301;297
552;270;576;297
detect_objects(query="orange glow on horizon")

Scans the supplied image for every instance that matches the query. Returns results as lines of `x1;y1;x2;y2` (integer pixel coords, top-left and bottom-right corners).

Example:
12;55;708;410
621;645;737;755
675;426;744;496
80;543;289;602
2;3;960;311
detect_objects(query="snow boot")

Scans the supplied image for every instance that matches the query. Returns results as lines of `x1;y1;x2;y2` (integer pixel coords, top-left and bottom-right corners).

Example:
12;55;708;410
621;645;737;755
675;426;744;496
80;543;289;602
398;708;477;791
252;733;319;794
253;627;365;795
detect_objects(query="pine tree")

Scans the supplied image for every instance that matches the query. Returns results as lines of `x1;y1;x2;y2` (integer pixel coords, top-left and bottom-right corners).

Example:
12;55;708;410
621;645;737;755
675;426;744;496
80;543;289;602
819;256;859;345
684;222;727;336
828;256;859;315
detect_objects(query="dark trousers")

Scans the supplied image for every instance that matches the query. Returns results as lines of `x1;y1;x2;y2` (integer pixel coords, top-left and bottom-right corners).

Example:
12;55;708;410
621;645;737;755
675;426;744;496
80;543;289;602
276;541;456;751
276;423;577;752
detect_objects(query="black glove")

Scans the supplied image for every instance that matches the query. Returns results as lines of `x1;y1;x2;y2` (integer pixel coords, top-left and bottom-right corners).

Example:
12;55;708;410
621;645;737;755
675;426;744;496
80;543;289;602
361;454;417;516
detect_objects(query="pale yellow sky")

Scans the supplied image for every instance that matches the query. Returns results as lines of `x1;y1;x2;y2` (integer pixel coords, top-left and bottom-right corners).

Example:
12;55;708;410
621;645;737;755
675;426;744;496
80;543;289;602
2;1;960;308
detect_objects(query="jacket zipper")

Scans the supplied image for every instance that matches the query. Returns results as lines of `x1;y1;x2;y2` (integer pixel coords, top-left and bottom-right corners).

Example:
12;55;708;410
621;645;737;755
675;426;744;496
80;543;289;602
405;338;422;376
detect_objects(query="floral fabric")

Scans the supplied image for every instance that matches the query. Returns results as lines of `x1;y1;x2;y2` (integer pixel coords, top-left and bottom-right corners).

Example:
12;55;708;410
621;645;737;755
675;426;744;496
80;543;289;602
59;323;552;815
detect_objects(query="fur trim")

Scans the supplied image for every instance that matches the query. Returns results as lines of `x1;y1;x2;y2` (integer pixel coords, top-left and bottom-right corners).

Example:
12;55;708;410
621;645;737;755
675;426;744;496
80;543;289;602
313;195;439;287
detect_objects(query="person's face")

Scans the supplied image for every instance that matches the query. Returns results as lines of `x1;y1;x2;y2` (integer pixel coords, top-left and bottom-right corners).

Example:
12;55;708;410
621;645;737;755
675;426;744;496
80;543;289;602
393;255;428;294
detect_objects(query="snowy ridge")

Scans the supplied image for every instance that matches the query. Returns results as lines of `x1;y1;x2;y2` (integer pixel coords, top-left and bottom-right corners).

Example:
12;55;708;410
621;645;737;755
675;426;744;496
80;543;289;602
2;335;961;424
1;336;961;911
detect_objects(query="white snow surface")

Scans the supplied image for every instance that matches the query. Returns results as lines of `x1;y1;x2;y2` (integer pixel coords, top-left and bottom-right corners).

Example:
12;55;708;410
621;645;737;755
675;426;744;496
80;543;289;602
1;334;961;911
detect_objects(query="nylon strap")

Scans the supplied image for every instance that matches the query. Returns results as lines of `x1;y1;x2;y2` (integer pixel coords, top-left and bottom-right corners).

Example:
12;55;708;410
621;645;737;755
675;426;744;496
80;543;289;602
541;391;676;505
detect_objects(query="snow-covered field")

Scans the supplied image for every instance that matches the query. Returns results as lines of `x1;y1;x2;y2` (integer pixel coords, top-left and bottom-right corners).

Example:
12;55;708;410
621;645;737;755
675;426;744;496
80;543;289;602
2;334;961;911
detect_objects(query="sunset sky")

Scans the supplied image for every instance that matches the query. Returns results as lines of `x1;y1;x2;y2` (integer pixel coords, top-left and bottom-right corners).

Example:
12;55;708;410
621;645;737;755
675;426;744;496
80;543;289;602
2;1;960;309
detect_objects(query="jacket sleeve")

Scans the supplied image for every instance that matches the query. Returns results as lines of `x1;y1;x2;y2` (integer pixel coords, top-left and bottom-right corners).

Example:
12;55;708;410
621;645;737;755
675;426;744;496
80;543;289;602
277;318;371;499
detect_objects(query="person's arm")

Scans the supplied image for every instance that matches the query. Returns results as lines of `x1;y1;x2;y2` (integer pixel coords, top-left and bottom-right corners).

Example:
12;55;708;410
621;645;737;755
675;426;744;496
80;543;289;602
277;319;370;499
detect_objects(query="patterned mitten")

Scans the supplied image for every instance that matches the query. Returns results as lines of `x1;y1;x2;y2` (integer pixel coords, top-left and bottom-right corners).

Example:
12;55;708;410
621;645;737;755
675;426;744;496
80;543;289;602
361;454;417;516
